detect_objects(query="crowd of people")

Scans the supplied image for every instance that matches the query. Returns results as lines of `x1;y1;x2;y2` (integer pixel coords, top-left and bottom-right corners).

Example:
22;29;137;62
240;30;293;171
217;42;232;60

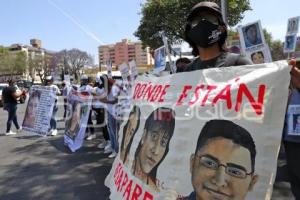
2;1;300;199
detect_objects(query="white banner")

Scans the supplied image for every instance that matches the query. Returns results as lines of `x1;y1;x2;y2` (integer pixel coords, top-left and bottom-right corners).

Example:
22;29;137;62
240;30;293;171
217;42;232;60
64;90;92;152
105;61;290;200
22;85;56;136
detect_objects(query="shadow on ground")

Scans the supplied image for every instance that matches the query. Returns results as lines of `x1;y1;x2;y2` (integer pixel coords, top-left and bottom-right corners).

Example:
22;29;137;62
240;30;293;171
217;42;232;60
0;133;113;200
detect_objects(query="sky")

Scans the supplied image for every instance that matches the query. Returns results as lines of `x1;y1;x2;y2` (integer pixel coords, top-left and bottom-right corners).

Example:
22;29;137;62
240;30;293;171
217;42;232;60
0;0;299;64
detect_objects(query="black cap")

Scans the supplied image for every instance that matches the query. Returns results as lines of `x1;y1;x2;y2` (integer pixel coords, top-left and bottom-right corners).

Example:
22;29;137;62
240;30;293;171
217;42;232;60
187;1;222;21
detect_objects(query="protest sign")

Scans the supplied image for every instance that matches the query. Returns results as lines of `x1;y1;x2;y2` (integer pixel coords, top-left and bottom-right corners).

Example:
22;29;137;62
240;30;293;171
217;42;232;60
119;63;131;82
129;60;138;81
107;60;113;79
284;34;298;53
154;46;166;72
105;61;290;200
162;33;176;74
22;85;56;136
64;90;92;152
64;74;71;83
287;16;300;35
238;20;272;63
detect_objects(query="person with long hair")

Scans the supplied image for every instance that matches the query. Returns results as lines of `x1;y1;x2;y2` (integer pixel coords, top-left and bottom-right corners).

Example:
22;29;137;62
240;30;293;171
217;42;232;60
23;90;41;128
132;107;175;191
65;100;86;140
120;105;141;165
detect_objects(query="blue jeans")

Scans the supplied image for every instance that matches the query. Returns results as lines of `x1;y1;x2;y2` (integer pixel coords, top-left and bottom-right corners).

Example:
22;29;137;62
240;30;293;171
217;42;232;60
50;104;58;130
107;112;119;153
5;103;20;133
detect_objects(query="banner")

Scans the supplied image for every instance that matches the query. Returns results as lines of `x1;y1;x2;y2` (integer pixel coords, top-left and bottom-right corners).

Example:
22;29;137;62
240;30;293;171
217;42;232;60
22;85;56;136
105;61;290;200
64;90;92;152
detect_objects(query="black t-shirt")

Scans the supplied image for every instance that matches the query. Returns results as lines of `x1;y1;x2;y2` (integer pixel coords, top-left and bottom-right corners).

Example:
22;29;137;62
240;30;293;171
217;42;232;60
2;86;17;104
183;52;253;72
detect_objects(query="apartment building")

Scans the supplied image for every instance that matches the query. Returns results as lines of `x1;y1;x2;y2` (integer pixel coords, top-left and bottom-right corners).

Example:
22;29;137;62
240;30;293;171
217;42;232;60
98;39;152;67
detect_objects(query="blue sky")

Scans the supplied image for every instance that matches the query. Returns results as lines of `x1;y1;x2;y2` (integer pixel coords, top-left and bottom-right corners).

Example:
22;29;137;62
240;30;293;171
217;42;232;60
1;0;299;63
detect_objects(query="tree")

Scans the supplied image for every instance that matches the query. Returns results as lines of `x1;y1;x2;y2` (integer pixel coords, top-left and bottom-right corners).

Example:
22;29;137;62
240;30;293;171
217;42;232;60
28;54;47;83
28;52;61;84
135;0;251;49
263;29;285;61
0;47;26;77
62;49;93;82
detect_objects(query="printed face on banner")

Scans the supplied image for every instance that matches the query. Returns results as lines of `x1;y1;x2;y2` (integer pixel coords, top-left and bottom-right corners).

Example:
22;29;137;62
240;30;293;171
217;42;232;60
132;108;175;191
65;100;88;140
23;90;41;128
120;105;141;164
287;17;300;34
250;51;265;64
284;34;297;53
154;46;166;69
242;23;263;48
189;120;258;200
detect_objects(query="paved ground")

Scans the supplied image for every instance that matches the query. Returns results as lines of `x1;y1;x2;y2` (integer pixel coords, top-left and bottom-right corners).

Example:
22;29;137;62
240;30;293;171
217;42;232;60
0;96;294;200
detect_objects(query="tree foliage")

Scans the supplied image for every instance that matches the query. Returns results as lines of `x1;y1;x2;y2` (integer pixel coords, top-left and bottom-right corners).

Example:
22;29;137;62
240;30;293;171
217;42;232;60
263;29;285;61
135;0;251;49
0;47;26;76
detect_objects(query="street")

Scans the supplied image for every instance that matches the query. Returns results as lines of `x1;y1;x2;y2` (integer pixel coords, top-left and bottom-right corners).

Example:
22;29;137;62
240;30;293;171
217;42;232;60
0;97;294;200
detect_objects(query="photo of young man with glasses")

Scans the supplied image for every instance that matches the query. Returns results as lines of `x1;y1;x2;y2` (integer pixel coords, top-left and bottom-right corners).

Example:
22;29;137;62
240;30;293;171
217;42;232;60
182;119;258;200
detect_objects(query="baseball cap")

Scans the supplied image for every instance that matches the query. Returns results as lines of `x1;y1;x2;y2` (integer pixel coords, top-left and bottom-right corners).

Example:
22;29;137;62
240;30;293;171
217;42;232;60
80;74;88;80
45;75;53;81
187;1;222;21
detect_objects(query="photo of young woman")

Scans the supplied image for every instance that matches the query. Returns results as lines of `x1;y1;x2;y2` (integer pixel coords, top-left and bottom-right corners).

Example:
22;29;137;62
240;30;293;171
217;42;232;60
131;107;175;191
120;105;141;165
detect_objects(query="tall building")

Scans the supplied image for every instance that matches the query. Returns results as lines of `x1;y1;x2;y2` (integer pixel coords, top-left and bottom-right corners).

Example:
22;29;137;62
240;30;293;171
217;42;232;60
1;39;57;82
98;39;152;67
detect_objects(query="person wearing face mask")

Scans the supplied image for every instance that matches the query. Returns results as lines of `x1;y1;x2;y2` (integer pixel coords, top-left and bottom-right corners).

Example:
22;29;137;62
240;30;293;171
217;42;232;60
182;1;252;72
181;2;300;200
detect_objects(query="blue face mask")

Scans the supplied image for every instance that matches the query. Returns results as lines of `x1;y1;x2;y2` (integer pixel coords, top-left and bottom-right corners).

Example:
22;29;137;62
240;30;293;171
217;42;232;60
187;19;222;48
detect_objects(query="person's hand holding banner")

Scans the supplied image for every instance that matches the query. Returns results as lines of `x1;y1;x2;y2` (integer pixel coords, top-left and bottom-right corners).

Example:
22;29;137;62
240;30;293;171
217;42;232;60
289;59;300;89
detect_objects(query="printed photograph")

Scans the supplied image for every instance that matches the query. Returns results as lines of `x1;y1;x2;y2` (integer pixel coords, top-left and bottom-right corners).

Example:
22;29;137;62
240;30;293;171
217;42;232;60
23;90;41;129
182;119;258;200
284;34;297;52
65;100;89;140
120;105;141;165
131;107;175;191
251;51;265;64
242;22;263;48
154;46;166;69
287;17;300;34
